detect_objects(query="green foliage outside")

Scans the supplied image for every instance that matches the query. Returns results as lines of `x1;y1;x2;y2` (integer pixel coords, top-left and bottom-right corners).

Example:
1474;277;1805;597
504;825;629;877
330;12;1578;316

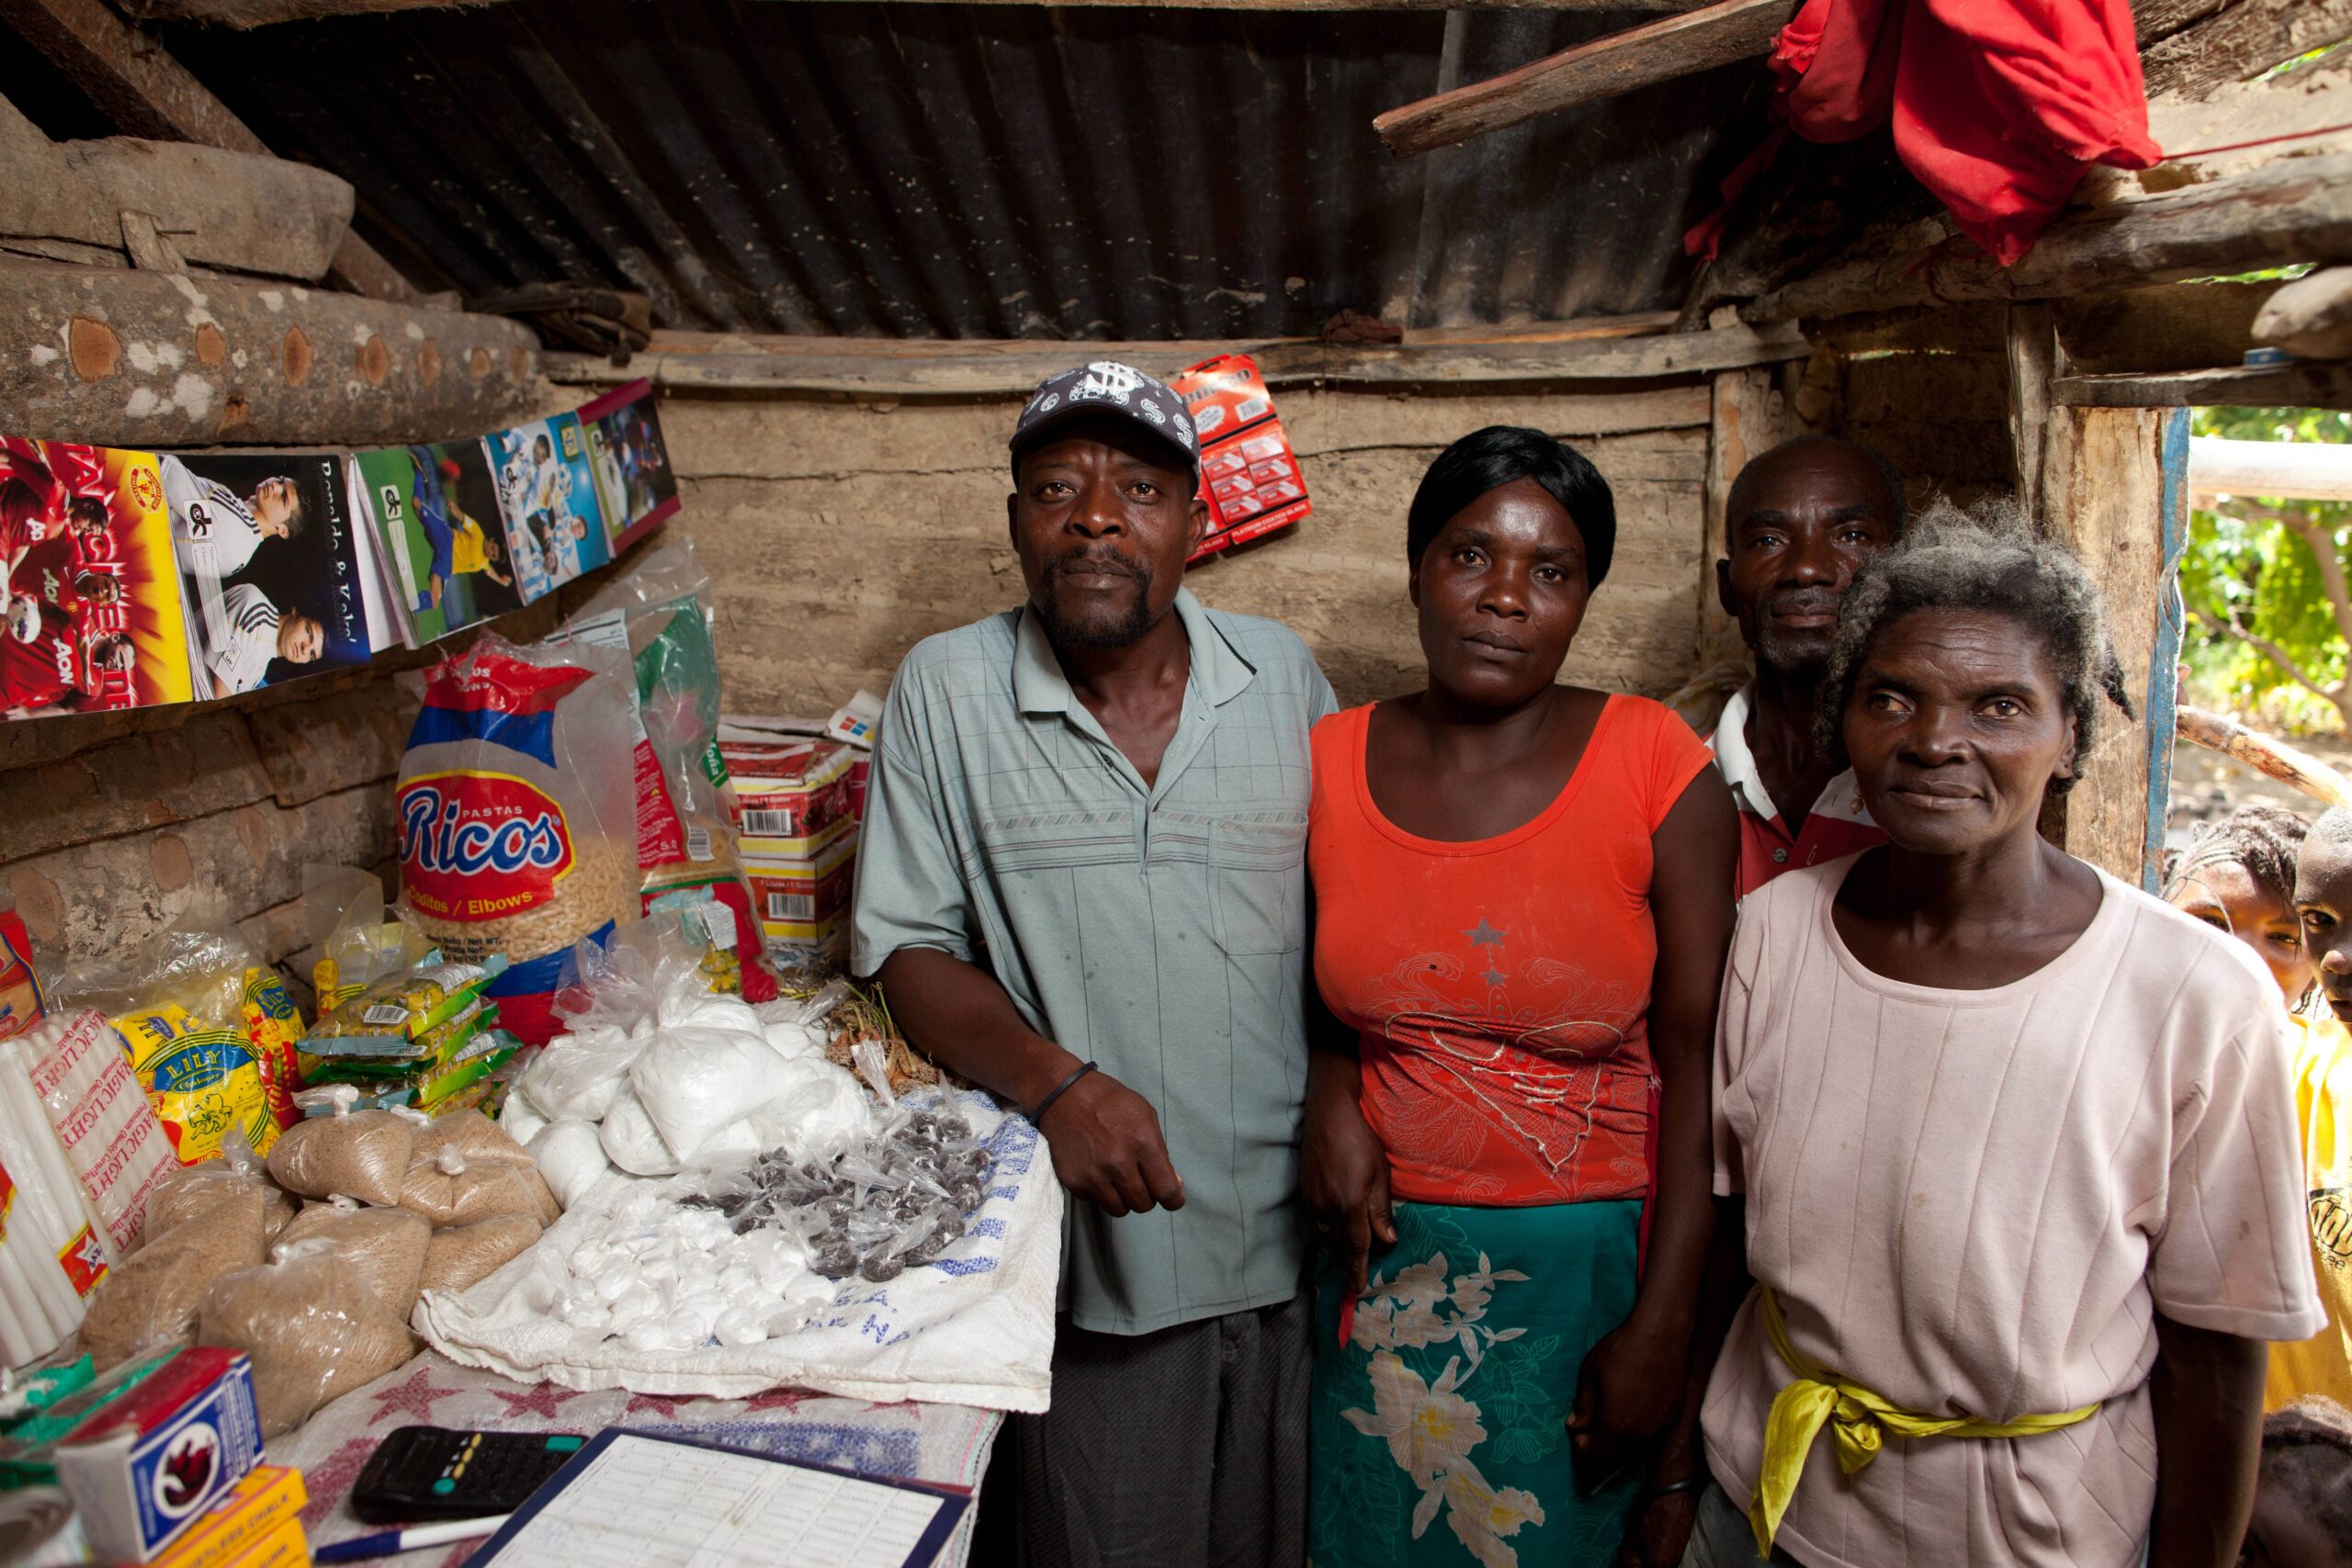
2180;406;2352;736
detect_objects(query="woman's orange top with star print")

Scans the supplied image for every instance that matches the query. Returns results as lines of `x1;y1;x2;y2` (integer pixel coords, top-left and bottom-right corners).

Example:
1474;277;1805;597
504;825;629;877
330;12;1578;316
1308;696;1715;1207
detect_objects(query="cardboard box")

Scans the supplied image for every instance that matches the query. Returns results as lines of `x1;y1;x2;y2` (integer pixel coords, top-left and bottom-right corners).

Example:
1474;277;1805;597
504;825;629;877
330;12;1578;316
152;1466;306;1568
1167;355;1311;560
215;1514;307;1568
54;1348;265;1562
739;807;856;864
721;738;855;847
746;828;859;939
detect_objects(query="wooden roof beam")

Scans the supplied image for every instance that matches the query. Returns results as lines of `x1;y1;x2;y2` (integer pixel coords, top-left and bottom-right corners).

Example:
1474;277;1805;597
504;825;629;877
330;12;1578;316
1373;0;1792;160
0;0;413;298
119;0;1703;25
541;319;1810;396
1746;148;2352;323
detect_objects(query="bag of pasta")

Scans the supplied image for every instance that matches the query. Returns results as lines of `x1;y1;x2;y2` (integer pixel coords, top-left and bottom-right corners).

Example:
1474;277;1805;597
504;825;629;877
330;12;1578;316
396;633;638;1044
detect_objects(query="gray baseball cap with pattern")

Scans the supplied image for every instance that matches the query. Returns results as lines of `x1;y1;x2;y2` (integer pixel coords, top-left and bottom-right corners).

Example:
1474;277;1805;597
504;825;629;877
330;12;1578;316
1009;360;1200;478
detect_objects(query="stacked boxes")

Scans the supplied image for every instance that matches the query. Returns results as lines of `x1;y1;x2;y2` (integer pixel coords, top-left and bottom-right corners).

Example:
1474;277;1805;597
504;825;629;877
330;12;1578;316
722;734;861;958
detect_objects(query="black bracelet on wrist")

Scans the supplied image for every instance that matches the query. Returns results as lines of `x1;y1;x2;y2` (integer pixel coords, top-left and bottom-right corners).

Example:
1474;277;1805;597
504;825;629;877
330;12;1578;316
1027;1060;1098;1126
1639;1472;1709;1501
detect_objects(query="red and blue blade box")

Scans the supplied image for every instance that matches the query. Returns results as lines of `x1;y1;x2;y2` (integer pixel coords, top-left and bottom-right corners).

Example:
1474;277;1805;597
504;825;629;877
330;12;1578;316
53;1348;265;1562
1168;355;1312;564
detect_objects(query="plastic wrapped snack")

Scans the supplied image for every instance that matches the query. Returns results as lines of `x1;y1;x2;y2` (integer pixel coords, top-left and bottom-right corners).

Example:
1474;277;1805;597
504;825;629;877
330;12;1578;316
197;1239;418;1436
395;634;639;1043
274;1203;432;1320
305;964;496;1057
77;1184;266;1369
47;929;302;1161
110;1005;279;1166
265;1109;415;1207
418;1215;540;1297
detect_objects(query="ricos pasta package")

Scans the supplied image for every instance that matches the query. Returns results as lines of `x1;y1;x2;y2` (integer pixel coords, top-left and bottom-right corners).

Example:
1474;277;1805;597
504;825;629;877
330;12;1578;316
396;633;638;1042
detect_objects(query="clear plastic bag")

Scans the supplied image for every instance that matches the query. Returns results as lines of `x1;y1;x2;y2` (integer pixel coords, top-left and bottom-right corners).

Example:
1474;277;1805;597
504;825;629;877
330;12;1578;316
301;865;433;1013
273;1202;431;1319
77;1181;266;1369
419;1214;540;1297
50;926;289;1164
526;1121;611;1211
197;1237;417;1437
265;1108;416;1207
683;1075;989;1285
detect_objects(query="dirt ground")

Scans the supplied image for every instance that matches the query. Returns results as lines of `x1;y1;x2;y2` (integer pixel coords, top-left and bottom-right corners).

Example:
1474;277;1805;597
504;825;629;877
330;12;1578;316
2166;729;2352;850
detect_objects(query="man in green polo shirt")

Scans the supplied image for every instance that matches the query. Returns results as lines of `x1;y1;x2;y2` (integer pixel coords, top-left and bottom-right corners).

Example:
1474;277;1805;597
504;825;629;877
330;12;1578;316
853;360;1335;1566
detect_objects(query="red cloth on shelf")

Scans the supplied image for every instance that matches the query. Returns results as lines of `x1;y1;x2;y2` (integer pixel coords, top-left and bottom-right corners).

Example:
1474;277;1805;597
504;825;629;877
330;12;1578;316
1688;0;2161;266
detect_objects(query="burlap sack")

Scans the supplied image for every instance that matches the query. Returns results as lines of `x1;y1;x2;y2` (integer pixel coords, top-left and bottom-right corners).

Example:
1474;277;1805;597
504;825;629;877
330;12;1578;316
418;1215;541;1297
275;1204;432;1319
198;1240;418;1438
79;1185;266;1369
266;1111;415;1206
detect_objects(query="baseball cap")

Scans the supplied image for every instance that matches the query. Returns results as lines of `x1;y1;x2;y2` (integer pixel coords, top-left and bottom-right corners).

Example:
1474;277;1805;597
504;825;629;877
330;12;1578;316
1009;361;1201;479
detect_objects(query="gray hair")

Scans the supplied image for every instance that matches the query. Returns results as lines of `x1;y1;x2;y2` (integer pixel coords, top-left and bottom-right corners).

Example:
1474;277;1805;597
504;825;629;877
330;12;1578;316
1816;495;2132;795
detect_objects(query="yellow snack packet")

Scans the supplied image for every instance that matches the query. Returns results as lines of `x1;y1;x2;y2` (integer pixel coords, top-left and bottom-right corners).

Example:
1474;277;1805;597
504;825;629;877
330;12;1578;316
111;1003;281;1164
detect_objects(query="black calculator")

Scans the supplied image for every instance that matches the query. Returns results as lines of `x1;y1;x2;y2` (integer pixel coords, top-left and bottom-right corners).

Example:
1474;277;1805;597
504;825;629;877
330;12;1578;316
350;1427;589;1524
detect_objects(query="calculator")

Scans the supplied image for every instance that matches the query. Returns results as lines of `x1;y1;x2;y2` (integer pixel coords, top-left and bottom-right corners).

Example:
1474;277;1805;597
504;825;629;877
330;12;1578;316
350;1427;589;1524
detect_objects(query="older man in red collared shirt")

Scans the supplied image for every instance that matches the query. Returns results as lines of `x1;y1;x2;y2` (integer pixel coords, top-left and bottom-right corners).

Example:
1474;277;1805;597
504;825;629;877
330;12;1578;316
1707;437;1905;898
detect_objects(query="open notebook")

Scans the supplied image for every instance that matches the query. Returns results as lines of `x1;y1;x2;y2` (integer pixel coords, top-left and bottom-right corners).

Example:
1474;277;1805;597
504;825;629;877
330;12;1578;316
463;1430;968;1568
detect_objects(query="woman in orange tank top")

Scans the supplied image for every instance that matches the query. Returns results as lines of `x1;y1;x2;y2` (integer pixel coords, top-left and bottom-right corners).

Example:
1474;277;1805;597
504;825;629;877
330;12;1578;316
1305;427;1737;1568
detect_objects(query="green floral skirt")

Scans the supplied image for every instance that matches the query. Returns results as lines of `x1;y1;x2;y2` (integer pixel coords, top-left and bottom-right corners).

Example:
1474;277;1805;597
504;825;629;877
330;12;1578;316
1309;1198;1645;1568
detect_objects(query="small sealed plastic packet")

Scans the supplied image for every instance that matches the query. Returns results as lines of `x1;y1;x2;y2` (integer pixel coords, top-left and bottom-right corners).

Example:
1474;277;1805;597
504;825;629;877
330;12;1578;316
303;961;502;1057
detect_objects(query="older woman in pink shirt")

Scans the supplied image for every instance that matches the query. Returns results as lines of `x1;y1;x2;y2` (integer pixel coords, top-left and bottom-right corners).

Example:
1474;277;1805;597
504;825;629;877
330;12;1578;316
1676;502;2324;1568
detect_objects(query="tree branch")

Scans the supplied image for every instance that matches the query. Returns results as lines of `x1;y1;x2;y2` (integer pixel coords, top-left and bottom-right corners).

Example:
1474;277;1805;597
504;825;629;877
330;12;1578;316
2215;501;2352;646
2190;604;2352;709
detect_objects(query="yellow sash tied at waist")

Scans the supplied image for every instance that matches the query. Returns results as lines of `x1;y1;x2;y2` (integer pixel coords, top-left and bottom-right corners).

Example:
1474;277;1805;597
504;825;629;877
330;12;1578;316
1746;1286;2101;1557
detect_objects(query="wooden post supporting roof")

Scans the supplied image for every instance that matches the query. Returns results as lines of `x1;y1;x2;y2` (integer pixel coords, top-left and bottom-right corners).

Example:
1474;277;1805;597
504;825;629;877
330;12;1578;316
0;0;413;299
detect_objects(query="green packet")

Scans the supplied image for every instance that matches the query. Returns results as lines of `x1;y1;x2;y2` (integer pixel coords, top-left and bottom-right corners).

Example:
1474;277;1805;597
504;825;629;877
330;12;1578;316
0;1350;174;1490
300;998;492;1077
300;1040;515;1113
303;958;505;1055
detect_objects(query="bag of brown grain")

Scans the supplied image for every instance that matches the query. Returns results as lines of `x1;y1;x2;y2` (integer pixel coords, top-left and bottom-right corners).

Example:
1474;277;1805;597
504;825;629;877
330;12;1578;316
274;1202;432;1319
395;632;639;1044
78;1183;266;1369
418;1214;540;1296
266;1108;414;1207
197;1238;417;1436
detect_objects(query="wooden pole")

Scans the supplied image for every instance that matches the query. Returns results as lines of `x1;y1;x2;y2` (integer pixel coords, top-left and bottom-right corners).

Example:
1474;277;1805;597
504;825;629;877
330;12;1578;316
1372;0;1792;159
2190;435;2352;504
2177;705;2352;808
0;0;413;300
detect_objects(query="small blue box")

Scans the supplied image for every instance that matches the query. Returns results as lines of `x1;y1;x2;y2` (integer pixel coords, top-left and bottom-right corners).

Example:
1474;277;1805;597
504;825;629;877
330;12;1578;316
55;1348;265;1562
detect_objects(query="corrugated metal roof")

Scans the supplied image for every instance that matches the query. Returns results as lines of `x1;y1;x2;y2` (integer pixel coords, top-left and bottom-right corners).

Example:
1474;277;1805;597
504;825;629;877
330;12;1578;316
163;1;1767;339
